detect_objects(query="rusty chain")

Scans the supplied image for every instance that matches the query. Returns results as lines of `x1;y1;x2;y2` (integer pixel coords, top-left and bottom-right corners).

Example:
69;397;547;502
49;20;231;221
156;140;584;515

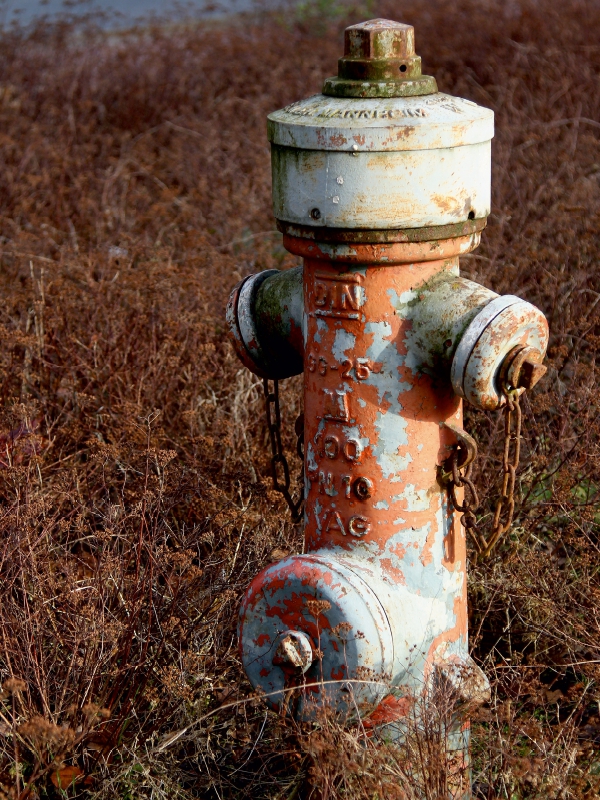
264;375;524;555
446;388;522;558
263;378;304;523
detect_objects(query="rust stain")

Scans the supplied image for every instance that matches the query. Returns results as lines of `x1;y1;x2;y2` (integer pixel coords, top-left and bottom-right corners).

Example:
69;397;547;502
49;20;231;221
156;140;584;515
365;694;413;728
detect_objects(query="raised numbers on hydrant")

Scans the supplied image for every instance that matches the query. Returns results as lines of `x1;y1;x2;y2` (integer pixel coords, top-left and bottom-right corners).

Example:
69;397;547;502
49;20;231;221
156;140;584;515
226;14;548;773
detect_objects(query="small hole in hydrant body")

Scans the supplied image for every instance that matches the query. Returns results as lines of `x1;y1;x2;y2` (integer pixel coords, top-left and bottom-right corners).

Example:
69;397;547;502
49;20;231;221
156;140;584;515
399;64;407;72
468;211;475;219
310;208;321;220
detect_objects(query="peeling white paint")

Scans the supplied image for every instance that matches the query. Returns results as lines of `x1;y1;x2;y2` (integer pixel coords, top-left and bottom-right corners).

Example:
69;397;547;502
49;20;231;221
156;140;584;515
332;328;356;362
400;484;431;511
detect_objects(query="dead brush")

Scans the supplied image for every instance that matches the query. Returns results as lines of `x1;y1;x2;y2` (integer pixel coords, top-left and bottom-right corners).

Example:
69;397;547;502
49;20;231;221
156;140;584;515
0;0;597;797
288;673;483;800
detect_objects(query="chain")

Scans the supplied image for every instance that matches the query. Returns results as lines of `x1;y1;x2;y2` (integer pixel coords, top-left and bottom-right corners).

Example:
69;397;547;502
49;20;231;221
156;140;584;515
264;373;523;551
263;378;304;523
446;388;522;558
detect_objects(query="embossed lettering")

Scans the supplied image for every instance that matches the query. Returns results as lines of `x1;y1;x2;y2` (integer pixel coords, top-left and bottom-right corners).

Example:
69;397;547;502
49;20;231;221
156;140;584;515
283;101;429;120
341;475;351;499
339;358;373;381
340;284;360;310
314;282;328;306
354;477;373;500
325;510;346;535
312;272;363;320
354;358;371;380
348;516;370;537
310;355;372;380
315;473;373;499
324;435;339;459
321;509;371;538
318;471;336;496
343;439;362;462
323;389;349;422
315;432;362;462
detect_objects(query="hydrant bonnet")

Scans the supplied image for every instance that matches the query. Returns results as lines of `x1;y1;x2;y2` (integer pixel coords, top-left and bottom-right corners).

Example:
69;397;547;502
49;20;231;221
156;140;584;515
268;19;494;232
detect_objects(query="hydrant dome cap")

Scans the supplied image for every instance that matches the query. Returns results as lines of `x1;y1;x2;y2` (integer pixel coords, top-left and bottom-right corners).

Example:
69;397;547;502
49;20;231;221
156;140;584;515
267;92;493;152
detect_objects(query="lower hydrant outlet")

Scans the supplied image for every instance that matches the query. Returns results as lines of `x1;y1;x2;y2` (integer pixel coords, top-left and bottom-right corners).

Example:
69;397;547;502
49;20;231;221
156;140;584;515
240;553;396;715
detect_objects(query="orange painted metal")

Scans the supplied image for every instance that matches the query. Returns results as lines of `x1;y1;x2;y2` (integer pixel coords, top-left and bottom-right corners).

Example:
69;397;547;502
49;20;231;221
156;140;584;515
300;241;467;648
302;246;463;566
283;232;482;264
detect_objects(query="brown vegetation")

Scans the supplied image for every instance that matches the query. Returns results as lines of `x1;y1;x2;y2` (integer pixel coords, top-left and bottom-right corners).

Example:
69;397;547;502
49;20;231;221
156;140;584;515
0;0;598;796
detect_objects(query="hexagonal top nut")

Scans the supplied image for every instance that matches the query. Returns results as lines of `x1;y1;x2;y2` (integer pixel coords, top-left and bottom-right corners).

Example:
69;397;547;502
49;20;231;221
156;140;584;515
345;19;416;60
324;18;436;98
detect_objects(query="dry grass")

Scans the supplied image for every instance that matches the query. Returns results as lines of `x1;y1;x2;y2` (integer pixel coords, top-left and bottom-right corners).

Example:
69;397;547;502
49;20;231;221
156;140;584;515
0;0;598;797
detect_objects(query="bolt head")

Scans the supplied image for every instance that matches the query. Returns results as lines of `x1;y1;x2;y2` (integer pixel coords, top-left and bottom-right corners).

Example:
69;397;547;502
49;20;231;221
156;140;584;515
504;345;547;392
345;19;415;60
272;630;314;673
519;359;547;391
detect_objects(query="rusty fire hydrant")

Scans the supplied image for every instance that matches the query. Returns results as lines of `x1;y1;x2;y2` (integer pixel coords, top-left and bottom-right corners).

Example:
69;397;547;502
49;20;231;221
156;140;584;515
226;16;548;780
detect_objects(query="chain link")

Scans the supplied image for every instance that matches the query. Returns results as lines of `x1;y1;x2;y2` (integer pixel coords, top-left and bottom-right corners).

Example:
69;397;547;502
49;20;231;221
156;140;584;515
263;378;304;523
446;388;522;558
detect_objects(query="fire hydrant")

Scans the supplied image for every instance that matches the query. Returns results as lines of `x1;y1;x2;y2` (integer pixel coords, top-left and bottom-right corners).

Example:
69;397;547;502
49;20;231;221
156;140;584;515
227;16;548;755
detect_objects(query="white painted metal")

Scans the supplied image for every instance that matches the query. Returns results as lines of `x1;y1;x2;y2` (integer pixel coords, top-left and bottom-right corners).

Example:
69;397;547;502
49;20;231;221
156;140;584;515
460;301;550;410
451;296;522;398
268;93;493;230
268;93;494;152
239;553;395;713
452;297;550;410
271;142;491;229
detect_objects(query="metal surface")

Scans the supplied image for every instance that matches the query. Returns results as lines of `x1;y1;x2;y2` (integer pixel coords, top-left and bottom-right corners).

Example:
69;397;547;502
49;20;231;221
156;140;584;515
282;232;483;265
276;217;487;244
433;654;491;707
268;94;493;152
443;423;478;471
504;344;548;391
301;247;472;700
229;260;547;710
452;299;549;410
445;390;523;557
238;242;483;723
226;271;277;379
263;378;304;522
271;142;491;229
226;267;304;379
273;630;314;673
227;264;505;383
322;19;437;98
268;24;493;232
240;553;396;713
